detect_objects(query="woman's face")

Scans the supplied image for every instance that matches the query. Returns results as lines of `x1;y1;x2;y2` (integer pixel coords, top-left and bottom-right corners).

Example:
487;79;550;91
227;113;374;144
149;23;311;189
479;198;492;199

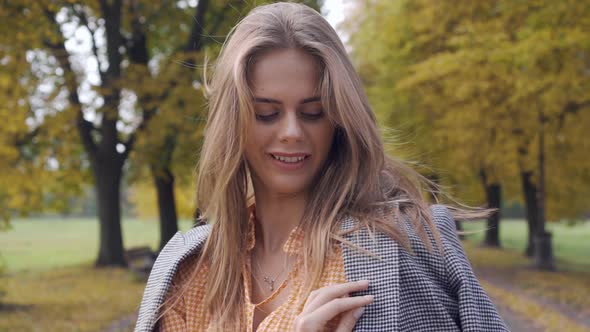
245;48;335;198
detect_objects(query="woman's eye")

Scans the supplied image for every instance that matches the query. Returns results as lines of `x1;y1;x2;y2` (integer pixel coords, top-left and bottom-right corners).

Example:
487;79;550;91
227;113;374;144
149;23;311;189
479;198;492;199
300;111;324;121
255;112;279;122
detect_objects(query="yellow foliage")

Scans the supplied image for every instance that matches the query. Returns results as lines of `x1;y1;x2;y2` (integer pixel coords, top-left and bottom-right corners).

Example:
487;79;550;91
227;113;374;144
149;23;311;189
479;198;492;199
350;0;590;218
129;181;196;220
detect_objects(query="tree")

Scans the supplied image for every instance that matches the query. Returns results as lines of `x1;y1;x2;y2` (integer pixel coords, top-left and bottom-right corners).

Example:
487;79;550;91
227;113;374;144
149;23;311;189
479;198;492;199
3;0;323;266
350;0;590;268
0;17;86;223
2;0;211;266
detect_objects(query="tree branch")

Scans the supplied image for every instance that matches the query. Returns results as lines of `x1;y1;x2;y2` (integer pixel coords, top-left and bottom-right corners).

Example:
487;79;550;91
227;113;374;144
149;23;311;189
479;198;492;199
142;0;172;27
122;107;156;160
14;126;41;148
184;0;210;52
558;99;590;129
208;0;245;41
70;4;105;84
37;0;98;155
100;0;123;82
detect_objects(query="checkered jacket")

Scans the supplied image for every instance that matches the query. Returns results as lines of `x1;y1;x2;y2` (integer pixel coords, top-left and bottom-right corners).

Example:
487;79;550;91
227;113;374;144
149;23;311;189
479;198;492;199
135;205;508;331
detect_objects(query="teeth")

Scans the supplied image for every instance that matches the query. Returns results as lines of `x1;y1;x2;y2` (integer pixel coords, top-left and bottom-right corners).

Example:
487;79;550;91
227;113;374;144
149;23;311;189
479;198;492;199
272;154;306;163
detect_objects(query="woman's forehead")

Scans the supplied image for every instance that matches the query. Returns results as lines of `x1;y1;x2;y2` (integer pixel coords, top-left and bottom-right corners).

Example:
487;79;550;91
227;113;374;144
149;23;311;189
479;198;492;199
248;49;321;94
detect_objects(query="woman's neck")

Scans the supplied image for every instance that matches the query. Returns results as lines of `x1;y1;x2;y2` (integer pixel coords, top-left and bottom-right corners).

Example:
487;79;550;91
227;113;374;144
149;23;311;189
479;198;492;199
253;190;308;254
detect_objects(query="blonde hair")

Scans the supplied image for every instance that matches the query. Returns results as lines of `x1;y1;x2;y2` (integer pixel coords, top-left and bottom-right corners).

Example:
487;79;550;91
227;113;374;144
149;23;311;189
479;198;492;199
159;2;484;330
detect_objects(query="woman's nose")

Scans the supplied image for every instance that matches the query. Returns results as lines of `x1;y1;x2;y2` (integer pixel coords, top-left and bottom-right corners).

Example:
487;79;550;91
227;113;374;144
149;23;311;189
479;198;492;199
278;111;303;142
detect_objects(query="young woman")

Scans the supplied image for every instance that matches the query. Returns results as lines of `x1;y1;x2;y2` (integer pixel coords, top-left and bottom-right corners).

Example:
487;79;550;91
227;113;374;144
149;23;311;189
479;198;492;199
135;2;508;331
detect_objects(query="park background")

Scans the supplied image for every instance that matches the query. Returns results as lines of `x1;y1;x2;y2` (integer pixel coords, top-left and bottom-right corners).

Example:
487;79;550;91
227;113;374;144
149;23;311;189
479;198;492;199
1;0;589;331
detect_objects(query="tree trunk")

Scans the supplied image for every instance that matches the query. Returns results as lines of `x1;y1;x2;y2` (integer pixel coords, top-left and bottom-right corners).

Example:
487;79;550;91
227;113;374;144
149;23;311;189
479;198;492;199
480;169;501;247
93;0;126;267
521;170;539;257
148;131;180;250
93;157;126;267
483;184;501;247
533;113;554;270
153;167;179;250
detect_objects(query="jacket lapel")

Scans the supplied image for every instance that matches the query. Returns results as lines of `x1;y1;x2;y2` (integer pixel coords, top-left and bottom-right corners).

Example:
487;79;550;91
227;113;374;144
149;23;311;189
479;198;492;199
340;216;400;331
135;224;212;332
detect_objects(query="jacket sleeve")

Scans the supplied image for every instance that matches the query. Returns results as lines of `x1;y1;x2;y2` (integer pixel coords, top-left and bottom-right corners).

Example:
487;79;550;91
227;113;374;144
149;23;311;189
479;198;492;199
135;231;187;332
431;205;509;332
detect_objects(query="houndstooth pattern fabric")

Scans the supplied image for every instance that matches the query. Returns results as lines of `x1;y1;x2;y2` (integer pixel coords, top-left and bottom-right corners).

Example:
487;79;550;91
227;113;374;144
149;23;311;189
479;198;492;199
342;205;508;331
135;224;212;332
339;211;400;331
134;205;508;331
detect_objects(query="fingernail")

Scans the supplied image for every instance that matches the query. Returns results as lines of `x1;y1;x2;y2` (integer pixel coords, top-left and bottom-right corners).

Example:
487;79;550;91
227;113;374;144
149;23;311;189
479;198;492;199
353;307;365;319
364;295;374;301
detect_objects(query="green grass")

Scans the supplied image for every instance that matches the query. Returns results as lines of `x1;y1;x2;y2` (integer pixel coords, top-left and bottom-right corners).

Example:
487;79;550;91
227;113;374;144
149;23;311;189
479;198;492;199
0;217;194;273
462;219;590;270
2;217;589;273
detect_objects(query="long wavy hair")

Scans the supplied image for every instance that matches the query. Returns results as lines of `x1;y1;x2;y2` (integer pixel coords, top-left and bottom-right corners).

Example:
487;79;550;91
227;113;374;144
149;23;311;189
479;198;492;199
159;2;485;330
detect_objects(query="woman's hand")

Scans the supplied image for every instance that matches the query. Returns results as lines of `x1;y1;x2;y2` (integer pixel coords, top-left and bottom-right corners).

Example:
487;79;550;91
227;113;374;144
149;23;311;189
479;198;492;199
293;280;374;332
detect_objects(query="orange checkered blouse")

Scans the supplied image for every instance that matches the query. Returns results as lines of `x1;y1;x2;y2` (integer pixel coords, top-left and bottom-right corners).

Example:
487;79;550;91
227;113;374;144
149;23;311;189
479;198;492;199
158;211;347;331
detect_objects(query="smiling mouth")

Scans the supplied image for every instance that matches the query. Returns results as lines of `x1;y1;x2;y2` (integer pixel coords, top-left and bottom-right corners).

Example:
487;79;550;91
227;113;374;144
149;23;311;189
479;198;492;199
269;154;310;163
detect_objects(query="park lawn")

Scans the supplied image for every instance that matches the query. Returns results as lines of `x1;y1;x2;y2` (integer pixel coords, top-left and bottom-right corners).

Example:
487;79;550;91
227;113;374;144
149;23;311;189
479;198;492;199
0;218;194;331
0;265;145;332
462;219;590;270
4;217;587;273
0;217;193;273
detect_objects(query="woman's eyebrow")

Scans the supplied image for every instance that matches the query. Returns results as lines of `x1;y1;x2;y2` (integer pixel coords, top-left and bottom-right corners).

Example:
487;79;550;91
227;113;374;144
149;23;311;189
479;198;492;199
254;97;281;104
253;96;321;104
302;96;321;104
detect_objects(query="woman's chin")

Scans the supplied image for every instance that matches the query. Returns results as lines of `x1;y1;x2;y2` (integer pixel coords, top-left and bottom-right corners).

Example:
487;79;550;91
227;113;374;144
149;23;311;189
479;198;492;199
265;180;311;197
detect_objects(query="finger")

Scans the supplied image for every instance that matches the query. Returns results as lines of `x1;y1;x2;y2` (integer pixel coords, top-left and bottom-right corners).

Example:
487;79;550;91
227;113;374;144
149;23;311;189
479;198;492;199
303;281;362;311
334;306;366;332
302;280;369;313
303;289;321;311
302;280;369;314
301;295;374;330
302;281;365;314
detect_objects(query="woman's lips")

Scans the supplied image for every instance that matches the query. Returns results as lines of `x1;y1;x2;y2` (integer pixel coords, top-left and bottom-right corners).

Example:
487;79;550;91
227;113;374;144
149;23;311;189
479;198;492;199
268;153;310;171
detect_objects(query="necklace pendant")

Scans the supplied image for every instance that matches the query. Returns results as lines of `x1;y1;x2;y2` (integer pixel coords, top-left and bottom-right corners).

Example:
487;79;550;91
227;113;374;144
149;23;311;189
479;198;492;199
263;276;275;291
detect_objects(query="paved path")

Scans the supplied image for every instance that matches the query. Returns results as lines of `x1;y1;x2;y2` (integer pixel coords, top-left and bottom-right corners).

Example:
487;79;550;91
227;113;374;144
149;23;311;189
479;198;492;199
477;266;590;331
494;302;542;331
